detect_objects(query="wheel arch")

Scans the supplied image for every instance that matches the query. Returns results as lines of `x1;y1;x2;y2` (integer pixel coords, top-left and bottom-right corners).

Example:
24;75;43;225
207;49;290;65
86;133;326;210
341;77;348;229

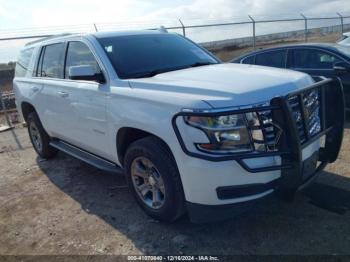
116;127;174;167
21;101;37;122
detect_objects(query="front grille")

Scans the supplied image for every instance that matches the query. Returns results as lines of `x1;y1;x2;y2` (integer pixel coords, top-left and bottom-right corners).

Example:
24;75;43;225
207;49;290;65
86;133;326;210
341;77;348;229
288;88;322;144
288;95;307;143
248;109;281;152
303;89;321;137
259;110;278;148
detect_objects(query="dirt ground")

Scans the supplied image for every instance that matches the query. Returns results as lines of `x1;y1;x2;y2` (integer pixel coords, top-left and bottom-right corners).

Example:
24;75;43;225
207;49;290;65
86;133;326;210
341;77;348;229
0;123;349;256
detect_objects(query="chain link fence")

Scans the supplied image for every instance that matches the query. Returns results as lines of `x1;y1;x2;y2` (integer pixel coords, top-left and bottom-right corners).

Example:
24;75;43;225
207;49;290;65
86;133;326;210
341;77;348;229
0;13;349;126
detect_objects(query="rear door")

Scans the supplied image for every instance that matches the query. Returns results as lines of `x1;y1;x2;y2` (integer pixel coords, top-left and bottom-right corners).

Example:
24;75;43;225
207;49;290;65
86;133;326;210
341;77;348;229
254;49;287;68
36;42;67;136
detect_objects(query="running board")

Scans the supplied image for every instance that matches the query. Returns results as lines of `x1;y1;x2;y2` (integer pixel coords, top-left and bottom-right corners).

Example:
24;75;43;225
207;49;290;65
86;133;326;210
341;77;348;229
50;140;123;174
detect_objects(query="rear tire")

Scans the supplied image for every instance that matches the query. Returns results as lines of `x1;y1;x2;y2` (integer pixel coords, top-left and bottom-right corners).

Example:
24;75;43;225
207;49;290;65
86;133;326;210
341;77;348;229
27;112;58;159
124;136;185;222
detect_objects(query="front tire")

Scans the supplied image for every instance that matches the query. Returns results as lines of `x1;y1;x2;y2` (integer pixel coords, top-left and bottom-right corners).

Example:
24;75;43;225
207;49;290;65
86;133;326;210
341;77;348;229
124;136;185;222
27;112;58;159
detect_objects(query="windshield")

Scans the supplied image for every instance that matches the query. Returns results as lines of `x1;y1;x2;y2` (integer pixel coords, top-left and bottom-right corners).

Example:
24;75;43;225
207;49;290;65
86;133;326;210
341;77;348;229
96;33;219;79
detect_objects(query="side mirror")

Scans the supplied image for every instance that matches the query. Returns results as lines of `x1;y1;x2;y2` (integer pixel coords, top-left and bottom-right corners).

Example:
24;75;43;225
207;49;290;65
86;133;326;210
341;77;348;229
333;61;350;75
69;65;105;83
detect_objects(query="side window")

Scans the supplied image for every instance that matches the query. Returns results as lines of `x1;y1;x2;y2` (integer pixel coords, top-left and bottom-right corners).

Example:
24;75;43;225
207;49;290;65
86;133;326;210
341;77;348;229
39;43;65;78
241;55;255;64
293;49;341;69
15;48;34;77
255;50;287;68
65;41;101;79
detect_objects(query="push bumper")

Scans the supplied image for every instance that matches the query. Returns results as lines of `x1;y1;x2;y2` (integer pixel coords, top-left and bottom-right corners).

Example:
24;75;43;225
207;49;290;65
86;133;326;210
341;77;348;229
172;77;345;222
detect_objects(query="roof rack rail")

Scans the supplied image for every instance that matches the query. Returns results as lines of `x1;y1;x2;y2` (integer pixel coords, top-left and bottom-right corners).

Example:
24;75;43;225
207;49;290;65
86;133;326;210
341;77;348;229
25;33;76;46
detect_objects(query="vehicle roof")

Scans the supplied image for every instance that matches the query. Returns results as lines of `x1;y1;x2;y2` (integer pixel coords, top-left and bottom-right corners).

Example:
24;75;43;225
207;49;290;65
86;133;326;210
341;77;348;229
232;42;350;61
344;32;350;36
24;29;168;48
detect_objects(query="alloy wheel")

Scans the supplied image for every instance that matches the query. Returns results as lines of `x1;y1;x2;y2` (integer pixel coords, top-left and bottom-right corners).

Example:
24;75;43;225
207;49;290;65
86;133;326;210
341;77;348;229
130;156;166;209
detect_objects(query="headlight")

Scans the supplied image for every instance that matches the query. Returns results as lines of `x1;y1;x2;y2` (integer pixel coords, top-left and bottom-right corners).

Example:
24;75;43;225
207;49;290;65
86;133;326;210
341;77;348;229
184;114;253;154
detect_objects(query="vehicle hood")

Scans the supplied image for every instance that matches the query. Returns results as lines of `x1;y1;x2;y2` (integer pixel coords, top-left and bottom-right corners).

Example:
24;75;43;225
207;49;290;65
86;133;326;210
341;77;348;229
128;63;314;108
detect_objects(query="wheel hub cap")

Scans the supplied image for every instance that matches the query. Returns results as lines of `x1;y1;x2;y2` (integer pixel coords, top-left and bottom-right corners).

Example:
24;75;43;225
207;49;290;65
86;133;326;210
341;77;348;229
130;157;165;209
29;122;42;152
149;176;156;186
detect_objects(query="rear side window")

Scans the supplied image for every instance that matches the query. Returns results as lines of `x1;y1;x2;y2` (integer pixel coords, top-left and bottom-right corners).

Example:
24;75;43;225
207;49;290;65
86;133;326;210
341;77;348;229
255;50;287;68
292;49;341;69
38;43;65;78
241;55;255;64
65;41;101;78
15;48;34;77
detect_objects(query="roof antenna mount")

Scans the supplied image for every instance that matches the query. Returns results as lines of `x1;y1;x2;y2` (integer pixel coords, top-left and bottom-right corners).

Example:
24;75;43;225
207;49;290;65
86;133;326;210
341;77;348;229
158;26;168;33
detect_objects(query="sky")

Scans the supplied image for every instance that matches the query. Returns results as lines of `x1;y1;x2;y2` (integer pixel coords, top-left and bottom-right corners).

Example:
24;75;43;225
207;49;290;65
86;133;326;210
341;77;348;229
0;0;349;62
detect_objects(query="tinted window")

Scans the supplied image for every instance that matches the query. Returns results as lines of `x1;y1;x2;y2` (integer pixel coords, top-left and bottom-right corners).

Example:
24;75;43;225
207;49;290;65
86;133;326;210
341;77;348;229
15;48;34;77
255;50;287;68
39;43;65;78
65;42;101;78
293;49;341;69
97;34;218;79
242;55;255;64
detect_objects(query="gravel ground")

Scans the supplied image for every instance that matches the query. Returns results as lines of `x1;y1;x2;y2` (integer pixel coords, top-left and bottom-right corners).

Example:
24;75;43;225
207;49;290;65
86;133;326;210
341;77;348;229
0;124;349;256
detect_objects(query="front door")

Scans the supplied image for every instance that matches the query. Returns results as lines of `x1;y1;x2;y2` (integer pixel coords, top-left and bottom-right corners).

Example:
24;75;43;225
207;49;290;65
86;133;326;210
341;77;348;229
288;48;350;111
60;41;110;159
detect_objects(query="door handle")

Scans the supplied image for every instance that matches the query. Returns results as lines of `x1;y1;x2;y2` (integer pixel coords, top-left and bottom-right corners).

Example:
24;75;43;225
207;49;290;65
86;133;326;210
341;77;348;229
57;91;69;98
31;86;39;92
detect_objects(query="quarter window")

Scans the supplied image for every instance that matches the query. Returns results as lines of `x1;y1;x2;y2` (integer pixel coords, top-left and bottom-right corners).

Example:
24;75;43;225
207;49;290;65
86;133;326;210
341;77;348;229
255;50;287;68
38;43;65;78
293;49;341;69
241;55;255;64
15;48;34;77
65;41;101;79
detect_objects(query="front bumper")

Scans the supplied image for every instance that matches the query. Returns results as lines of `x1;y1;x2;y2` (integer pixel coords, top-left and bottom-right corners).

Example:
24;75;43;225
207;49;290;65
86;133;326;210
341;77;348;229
172;77;345;220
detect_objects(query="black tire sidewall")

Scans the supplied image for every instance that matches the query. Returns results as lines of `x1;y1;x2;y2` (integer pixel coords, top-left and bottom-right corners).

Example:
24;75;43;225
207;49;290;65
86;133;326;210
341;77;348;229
27;112;57;159
125;138;184;222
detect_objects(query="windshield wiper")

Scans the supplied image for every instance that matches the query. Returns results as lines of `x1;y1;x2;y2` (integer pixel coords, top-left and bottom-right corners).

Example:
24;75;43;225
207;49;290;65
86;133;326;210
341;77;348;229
187;61;217;68
127;65;191;79
127;62;217;79
128;69;168;79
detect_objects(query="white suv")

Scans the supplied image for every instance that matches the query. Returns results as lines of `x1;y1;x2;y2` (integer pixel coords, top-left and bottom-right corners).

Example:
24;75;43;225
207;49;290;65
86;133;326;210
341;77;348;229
13;30;344;222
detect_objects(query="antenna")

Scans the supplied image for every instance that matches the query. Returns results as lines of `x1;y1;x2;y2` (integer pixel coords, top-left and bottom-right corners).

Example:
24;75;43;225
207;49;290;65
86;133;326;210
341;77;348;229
158;26;168;33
